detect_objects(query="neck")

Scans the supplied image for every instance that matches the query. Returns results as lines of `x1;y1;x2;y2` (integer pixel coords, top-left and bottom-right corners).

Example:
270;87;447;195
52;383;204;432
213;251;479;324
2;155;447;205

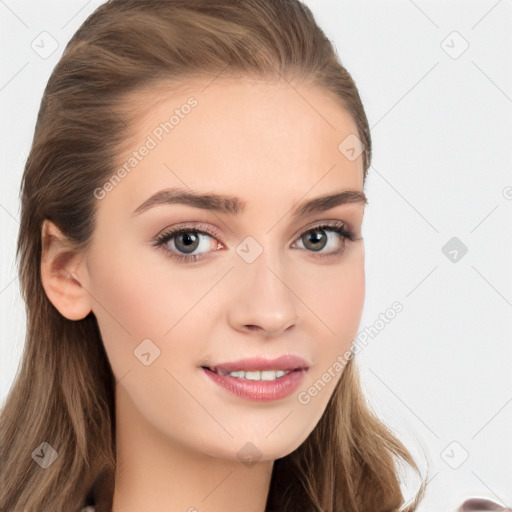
111;383;274;512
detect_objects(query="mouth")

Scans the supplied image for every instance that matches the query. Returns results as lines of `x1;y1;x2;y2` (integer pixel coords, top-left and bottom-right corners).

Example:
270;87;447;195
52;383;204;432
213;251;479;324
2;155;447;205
199;354;310;384
200;357;309;402
201;366;303;381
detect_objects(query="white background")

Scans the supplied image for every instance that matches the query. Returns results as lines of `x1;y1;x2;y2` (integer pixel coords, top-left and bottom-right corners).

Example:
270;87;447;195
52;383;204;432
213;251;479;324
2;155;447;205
1;1;511;510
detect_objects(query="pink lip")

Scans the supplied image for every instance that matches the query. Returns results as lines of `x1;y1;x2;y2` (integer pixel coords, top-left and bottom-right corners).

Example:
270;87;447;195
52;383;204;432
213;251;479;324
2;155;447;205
205;354;309;373
200;355;309;402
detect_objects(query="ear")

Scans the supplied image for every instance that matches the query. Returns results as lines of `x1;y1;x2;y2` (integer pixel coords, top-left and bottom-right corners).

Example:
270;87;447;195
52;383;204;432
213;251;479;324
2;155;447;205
40;219;93;320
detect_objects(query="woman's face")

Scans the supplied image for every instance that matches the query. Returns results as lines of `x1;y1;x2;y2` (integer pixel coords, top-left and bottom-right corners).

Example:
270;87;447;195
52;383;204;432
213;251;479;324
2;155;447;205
81;77;366;462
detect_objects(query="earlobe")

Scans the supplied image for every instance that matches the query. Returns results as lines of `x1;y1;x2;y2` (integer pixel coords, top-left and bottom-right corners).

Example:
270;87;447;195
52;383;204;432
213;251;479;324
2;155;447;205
40;219;92;321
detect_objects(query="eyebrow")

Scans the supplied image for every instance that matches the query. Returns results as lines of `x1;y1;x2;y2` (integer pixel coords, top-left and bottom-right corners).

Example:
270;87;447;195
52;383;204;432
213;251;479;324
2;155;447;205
132;187;367;218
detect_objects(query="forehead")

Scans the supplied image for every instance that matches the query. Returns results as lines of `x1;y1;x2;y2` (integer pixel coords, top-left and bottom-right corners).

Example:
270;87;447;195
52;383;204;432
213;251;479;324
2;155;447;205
107;77;364;213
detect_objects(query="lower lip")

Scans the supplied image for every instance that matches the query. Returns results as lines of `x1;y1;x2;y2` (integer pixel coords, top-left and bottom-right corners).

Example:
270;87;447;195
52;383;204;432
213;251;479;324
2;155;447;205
202;368;307;402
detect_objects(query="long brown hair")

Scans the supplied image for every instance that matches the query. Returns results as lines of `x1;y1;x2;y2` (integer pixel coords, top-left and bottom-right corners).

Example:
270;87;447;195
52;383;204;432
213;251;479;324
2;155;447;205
0;1;426;510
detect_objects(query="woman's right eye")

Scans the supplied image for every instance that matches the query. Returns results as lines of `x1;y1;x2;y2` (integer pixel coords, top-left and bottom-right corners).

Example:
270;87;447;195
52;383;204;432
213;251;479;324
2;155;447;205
153;227;221;263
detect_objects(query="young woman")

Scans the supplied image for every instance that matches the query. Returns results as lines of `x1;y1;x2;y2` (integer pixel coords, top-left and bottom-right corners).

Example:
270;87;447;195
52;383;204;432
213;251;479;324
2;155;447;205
0;1;431;510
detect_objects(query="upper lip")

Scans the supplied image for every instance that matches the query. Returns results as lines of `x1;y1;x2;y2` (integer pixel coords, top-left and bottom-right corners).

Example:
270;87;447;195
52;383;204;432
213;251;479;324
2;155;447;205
202;355;310;373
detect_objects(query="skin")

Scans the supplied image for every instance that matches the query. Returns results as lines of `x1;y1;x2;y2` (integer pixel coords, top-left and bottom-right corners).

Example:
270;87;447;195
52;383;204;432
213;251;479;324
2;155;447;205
41;77;366;512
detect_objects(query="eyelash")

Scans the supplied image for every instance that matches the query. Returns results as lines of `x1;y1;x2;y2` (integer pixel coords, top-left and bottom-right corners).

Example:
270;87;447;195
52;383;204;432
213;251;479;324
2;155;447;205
152;221;358;264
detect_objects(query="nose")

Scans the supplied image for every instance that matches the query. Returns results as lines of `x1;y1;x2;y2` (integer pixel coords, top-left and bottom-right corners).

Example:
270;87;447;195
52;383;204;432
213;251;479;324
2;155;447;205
227;247;299;337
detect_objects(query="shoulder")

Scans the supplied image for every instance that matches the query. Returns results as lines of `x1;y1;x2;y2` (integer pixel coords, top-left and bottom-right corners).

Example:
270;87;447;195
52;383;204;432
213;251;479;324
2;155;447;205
457;498;511;511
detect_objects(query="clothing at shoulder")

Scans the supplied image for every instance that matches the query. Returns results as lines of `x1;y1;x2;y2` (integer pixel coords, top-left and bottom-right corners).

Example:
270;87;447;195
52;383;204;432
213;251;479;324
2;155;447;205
457;497;512;511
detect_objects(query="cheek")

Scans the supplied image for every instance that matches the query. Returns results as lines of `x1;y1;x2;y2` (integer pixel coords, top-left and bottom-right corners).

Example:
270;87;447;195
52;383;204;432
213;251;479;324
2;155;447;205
84;237;176;376
302;250;365;341
299;251;364;387
86;230;193;336
87;251;159;333
85;236;216;383
327;262;365;337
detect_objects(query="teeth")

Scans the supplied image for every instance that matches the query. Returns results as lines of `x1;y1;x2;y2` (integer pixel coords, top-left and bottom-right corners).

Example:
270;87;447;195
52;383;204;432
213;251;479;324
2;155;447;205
244;371;261;380
217;369;291;380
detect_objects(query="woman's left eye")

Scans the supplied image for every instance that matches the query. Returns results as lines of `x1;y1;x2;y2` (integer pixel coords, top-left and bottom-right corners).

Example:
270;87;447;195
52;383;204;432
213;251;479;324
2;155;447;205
152;221;357;264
